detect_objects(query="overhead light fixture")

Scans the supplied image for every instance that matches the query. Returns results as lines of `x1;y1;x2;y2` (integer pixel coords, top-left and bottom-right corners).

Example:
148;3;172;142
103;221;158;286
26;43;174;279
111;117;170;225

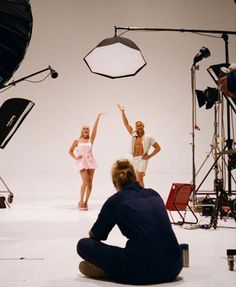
195;87;220;109
84;36;146;79
84;26;236;79
193;46;211;65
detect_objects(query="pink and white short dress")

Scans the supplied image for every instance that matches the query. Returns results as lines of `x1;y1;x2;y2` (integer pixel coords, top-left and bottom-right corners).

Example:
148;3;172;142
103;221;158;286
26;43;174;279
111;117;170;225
76;142;97;171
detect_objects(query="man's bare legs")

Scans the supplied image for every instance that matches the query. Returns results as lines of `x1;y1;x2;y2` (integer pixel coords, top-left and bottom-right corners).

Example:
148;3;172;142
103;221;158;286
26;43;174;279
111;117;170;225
79;169;95;209
136;172;145;187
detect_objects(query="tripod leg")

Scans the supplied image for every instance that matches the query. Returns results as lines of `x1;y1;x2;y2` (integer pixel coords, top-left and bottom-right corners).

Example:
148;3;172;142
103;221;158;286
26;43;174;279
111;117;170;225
210;196;220;229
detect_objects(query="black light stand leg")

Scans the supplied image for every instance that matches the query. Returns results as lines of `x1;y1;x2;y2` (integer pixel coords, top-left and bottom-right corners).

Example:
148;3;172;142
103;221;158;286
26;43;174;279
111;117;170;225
0;176;13;207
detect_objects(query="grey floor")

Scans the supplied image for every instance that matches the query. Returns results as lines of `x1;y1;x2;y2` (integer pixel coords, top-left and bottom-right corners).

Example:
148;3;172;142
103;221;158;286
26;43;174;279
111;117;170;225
0;196;236;287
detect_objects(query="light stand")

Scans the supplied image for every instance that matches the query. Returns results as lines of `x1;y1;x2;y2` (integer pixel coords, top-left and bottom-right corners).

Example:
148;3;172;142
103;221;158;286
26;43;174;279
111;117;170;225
222;33;233;196
191;46;212;196
190;63;198;205
194;37;236;229
192;98;223;191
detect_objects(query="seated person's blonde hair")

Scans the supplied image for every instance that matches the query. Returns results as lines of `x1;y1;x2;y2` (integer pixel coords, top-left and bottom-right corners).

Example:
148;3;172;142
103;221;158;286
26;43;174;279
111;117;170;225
111;159;137;191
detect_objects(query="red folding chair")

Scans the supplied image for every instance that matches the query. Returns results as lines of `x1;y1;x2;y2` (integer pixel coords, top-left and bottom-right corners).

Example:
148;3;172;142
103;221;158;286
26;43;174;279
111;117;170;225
166;183;198;225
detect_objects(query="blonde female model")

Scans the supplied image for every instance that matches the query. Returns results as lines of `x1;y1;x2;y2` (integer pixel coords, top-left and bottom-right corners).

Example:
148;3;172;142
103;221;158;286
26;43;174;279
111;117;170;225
69;113;105;210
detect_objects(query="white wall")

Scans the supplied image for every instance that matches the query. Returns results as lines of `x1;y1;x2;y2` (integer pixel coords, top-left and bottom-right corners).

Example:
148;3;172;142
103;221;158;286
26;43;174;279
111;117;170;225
0;0;236;202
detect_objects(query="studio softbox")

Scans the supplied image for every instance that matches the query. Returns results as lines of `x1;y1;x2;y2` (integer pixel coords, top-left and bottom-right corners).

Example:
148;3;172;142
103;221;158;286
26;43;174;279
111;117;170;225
84;36;146;79
0;0;33;88
0;98;34;149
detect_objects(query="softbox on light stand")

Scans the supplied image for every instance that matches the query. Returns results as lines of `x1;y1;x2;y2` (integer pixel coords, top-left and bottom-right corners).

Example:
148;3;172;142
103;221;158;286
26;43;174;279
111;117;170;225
0;0;33;88
0;98;34;149
0;97;34;208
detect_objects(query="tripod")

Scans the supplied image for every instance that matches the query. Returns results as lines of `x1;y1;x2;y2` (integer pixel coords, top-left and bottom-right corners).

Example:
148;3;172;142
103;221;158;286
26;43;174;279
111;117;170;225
210;178;236;229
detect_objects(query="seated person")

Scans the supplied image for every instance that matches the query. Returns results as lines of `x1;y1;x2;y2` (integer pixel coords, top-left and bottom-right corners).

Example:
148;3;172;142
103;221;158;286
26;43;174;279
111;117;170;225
77;159;183;285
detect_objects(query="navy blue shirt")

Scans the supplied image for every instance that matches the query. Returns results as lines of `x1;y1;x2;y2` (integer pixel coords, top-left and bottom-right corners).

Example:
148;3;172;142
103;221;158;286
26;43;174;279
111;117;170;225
91;182;178;246
90;182;182;284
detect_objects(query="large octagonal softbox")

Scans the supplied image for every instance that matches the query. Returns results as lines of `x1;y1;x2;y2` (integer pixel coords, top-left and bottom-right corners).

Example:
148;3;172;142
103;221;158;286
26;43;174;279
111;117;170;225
84;36;146;79
0;0;33;88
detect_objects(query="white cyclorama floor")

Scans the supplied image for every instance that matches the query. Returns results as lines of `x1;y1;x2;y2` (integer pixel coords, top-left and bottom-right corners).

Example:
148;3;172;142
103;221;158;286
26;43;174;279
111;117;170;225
0;197;236;287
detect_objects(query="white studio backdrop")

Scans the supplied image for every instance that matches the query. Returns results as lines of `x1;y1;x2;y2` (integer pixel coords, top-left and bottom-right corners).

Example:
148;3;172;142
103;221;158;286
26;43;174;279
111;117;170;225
0;0;235;203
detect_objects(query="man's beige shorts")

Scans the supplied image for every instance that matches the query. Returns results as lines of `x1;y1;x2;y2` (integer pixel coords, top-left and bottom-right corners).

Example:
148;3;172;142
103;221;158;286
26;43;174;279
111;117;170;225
132;156;148;173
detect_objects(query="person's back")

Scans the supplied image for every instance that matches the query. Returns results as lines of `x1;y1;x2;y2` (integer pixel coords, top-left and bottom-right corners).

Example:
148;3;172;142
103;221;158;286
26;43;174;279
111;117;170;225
110;182;174;238
92;182;182;284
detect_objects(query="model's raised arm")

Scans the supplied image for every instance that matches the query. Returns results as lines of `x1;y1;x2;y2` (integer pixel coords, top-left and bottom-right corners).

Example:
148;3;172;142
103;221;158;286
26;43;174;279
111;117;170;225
117;104;133;135
91;112;106;144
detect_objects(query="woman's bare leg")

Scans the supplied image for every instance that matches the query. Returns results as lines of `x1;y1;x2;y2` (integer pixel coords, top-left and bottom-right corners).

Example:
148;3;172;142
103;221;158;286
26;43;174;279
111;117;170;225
83;169;95;208
79;169;88;208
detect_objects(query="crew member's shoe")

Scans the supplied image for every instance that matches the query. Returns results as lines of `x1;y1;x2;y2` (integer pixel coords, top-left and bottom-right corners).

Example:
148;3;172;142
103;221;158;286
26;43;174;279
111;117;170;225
79;260;109;279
